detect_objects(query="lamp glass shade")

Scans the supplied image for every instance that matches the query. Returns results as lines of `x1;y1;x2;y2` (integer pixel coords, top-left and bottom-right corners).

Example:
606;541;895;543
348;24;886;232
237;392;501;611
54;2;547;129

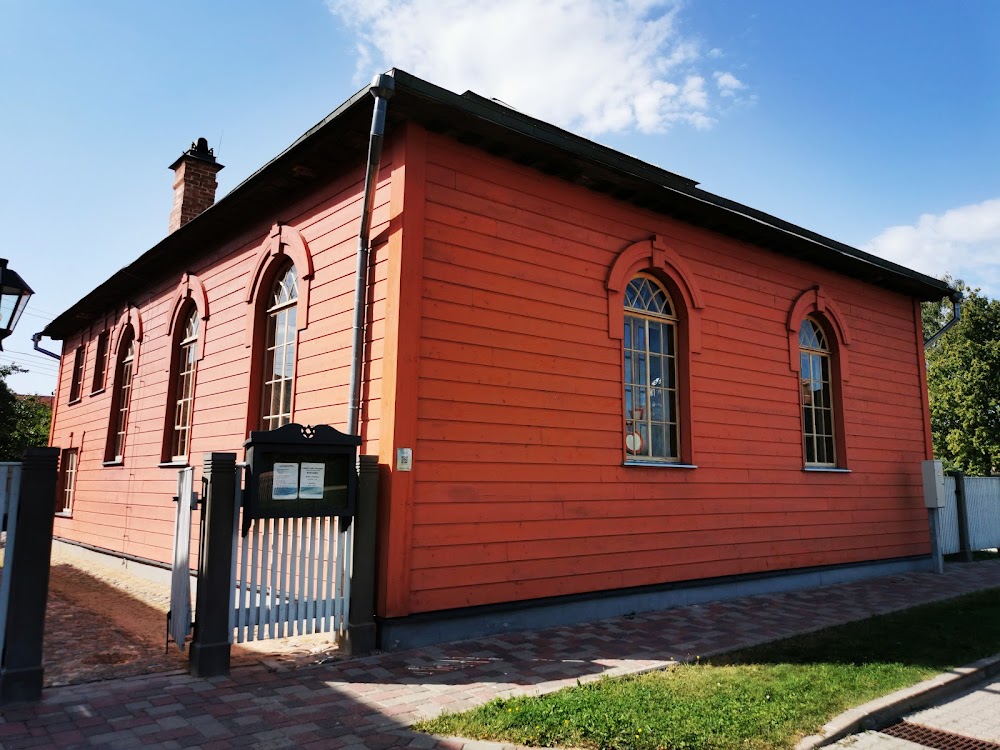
0;261;34;344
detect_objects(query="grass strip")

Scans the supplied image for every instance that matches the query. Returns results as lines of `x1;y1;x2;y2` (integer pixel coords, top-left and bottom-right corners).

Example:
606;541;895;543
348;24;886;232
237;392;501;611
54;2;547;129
416;587;1000;750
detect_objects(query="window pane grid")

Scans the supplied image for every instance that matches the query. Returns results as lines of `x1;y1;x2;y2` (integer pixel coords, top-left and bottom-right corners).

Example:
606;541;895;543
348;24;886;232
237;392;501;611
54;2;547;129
171;311;198;461
800;318;836;466
624;312;679;461
92;332;109;392
69;347;85;402
113;339;135;460
59;449;78;514
261;266;297;430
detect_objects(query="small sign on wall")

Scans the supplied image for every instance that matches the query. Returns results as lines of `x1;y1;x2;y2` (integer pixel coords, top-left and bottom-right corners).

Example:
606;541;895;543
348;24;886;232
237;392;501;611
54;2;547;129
396;448;412;471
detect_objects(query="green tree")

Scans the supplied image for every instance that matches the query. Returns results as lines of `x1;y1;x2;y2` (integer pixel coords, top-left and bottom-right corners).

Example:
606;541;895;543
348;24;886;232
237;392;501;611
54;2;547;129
0;364;52;461
925;285;1000;474
921;275;962;338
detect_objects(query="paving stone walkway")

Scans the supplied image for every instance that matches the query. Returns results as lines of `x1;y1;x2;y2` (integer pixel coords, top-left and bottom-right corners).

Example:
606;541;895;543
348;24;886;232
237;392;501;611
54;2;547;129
1;560;999;749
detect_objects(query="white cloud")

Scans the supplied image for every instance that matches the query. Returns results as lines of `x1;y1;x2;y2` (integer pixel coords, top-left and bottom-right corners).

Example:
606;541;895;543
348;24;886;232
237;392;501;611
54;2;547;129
327;0;745;135
714;71;744;96
864;198;1000;297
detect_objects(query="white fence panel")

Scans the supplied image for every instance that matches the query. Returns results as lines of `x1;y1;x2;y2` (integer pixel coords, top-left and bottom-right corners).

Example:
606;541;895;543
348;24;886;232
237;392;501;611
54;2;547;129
0;462;22;662
939;474;961;555
231;466;351;643
963;477;1000;551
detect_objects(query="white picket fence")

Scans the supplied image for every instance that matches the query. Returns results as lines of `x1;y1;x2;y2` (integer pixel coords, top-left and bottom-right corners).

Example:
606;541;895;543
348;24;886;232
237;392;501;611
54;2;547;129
940;474;1000;554
229;464;352;643
0;462;23;661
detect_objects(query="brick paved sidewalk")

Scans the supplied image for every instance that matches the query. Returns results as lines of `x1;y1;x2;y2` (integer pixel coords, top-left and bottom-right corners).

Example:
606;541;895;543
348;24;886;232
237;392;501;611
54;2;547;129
2;560;999;749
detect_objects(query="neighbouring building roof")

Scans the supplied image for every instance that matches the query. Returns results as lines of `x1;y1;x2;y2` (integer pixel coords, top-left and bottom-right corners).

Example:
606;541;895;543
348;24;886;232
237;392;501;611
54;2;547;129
43;69;954;339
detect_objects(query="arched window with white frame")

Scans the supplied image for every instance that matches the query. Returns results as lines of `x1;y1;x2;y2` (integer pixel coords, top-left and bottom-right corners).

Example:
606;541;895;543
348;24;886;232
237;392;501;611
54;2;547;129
169;307;199;462
260;263;298;430
799;316;836;466
623;274;680;462
106;326;136;462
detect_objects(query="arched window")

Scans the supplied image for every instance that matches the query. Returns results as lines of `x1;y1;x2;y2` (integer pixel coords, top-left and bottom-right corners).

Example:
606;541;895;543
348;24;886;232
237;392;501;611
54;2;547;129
169;308;199;461
106;327;136;462
260;263;297;430
624;275;679;462
799;317;836;466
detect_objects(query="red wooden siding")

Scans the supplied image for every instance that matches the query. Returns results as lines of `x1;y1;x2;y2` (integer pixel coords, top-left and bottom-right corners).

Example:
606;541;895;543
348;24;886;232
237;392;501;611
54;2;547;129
50;156;397;566
49;121;933;622
403;131;929;616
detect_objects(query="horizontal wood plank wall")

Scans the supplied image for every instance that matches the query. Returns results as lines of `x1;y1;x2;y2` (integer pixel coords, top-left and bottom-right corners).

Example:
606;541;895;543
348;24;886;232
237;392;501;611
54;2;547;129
50;156;395;566
406;133;929;615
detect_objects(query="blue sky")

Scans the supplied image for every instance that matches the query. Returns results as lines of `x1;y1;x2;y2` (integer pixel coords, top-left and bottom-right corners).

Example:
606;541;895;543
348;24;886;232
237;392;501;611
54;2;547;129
1;0;997;395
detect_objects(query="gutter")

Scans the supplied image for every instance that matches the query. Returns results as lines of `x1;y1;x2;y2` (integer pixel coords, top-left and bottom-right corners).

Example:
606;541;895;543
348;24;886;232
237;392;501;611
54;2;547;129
347;73;396;436
923;292;963;347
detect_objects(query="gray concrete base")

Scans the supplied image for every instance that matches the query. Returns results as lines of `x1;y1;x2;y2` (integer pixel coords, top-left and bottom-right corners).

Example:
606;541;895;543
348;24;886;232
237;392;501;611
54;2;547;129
379;556;934;651
52;538;198;598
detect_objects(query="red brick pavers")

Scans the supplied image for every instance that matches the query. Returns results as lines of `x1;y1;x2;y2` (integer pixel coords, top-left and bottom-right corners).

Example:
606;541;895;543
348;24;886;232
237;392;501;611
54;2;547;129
2;560;999;749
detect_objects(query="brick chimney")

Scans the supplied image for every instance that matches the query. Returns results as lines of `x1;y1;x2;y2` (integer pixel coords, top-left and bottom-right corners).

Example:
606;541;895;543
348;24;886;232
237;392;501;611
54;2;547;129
168;137;224;234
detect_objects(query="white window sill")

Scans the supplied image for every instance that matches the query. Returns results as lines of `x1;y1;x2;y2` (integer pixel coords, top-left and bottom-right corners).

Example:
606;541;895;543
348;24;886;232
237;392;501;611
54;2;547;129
158;461;189;469
54;511;72;518
803;466;851;473
102;459;124;467
624;461;698;469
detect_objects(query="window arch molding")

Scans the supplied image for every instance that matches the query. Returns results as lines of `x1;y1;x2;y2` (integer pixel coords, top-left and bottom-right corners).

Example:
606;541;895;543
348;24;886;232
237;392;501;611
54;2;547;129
111;304;144;365
606;235;704;352
244;223;312;346
608;236;703;466
786;286;851;380
166;273;209;364
788;287;851;469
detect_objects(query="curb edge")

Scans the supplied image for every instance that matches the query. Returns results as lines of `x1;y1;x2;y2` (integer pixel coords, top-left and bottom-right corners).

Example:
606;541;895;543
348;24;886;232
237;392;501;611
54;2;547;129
796;652;1000;750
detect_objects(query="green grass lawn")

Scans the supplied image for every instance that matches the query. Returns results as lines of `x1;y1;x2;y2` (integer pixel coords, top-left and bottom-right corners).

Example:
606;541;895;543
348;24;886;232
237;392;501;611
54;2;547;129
415;587;1000;750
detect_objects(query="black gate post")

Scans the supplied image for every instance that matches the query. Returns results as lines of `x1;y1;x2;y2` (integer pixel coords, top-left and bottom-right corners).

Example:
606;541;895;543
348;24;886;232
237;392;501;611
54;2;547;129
189;452;237;678
344;454;379;654
0;447;59;704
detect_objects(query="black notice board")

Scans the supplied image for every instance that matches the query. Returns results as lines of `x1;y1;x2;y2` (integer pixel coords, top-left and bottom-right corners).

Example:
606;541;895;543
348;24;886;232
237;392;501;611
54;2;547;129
243;424;361;533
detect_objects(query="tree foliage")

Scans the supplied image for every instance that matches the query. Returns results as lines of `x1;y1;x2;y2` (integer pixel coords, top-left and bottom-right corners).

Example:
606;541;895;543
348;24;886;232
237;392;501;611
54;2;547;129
0;364;52;461
924;284;1000;474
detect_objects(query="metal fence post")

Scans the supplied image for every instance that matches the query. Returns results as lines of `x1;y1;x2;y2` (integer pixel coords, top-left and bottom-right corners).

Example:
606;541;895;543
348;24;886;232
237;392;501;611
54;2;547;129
344;454;379;654
951;471;974;562
0;447;59;704
190;452;237;678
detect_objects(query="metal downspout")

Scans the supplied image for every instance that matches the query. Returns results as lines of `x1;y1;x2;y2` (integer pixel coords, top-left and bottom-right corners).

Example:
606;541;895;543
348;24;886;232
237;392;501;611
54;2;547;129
924;293;963;348
31;332;61;360
347;74;395;436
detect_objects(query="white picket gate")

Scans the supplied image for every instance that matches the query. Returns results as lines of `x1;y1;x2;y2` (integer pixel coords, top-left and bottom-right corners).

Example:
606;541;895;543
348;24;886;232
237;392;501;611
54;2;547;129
168;467;198;651
230;464;352;643
0;462;23;661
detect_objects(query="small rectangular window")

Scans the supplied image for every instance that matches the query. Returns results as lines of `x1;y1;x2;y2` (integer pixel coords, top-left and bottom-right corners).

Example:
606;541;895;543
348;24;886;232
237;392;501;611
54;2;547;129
57;448;78;515
91;331;109;393
69;347;85;403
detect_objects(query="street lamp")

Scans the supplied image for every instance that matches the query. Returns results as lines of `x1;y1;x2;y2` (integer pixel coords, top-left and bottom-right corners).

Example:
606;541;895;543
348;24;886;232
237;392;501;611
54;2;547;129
0;258;33;351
